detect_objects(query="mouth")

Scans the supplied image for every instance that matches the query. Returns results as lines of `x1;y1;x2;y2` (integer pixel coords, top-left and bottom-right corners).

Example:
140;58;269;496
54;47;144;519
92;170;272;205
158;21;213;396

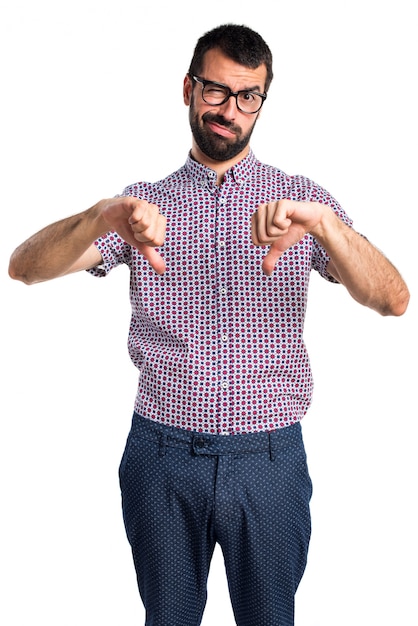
206;121;236;139
204;117;237;139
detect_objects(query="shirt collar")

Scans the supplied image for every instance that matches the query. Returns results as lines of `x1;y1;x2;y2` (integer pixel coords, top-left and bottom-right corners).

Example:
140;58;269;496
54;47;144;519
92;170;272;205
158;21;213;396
185;149;257;186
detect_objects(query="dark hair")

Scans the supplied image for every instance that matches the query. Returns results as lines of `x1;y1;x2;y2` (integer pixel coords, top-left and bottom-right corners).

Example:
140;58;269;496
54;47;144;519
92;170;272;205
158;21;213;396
188;24;273;92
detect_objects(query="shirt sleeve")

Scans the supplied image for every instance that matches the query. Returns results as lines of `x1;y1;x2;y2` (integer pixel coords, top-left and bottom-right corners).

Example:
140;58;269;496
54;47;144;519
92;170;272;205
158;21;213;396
290;175;353;282
87;230;132;277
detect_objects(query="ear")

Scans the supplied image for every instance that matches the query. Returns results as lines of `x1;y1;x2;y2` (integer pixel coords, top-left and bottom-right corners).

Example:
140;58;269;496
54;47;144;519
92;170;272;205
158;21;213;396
183;74;193;106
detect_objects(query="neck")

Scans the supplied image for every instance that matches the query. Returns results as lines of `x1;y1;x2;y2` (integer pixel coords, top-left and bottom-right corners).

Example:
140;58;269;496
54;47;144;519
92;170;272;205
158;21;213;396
190;141;250;185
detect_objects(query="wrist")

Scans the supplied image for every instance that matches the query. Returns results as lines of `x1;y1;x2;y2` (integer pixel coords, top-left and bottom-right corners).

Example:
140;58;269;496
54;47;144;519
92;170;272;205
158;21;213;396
309;204;342;243
85;200;111;238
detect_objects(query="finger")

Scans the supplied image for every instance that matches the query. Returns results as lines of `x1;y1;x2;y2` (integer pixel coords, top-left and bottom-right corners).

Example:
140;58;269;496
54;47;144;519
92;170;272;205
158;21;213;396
133;218;166;247
251;212;262;245
261;240;286;276
132;212;166;247
267;202;292;236
257;204;278;243
129;201;156;230
137;244;166;275
252;205;275;245
252;204;291;245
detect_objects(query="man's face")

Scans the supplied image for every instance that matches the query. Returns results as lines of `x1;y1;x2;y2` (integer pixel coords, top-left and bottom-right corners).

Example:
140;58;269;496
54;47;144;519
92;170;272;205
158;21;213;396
184;48;268;163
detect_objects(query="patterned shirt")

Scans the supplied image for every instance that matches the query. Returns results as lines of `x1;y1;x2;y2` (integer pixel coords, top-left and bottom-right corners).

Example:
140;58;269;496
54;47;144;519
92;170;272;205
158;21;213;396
89;150;352;434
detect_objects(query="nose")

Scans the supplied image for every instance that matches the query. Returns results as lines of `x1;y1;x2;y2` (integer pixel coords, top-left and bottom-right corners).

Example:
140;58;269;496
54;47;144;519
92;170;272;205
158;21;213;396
216;94;238;120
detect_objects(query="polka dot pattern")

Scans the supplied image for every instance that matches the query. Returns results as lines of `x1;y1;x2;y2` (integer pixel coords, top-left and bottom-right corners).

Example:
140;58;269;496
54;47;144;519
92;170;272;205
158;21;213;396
90;150;352;434
119;412;313;625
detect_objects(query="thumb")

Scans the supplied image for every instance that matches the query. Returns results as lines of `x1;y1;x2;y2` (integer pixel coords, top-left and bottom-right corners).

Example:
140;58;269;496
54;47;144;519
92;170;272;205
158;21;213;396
137;244;166;275
261;241;285;276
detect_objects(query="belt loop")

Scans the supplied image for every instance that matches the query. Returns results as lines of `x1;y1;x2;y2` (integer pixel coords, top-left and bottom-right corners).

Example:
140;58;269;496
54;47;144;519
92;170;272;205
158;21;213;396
269;432;275;461
159;432;168;457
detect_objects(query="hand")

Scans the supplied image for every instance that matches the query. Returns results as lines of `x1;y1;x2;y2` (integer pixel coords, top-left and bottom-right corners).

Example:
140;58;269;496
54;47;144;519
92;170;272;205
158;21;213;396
100;196;166;274
251;199;325;275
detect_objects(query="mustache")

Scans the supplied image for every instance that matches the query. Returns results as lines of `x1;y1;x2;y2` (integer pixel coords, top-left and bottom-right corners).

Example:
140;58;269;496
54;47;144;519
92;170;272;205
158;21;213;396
202;112;241;134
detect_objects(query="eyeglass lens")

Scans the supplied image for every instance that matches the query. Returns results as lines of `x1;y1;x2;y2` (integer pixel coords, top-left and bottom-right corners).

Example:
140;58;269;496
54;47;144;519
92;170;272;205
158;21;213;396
202;83;263;113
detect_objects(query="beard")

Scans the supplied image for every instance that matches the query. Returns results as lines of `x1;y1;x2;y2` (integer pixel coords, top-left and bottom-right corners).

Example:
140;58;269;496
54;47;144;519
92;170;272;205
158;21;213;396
189;96;258;162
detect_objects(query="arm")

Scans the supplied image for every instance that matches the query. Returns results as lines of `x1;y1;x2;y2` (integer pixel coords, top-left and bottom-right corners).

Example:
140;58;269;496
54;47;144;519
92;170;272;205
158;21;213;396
251;200;410;317
9;197;166;284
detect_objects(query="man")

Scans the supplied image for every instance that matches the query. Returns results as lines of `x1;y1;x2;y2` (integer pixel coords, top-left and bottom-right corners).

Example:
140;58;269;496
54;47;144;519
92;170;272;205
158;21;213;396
9;23;409;626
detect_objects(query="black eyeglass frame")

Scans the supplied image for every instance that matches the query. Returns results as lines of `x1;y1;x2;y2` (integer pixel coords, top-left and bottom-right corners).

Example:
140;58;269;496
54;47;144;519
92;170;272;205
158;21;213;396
191;75;267;114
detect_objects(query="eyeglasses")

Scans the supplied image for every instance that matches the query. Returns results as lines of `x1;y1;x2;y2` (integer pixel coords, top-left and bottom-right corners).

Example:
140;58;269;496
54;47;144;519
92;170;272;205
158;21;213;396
192;75;267;114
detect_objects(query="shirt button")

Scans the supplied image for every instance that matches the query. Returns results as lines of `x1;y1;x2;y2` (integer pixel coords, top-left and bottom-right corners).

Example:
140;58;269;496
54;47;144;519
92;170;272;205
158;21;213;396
222;334;228;342
221;381;228;389
220;288;226;295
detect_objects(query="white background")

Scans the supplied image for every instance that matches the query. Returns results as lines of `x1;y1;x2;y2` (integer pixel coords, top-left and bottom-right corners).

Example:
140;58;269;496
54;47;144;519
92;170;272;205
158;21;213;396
1;0;417;624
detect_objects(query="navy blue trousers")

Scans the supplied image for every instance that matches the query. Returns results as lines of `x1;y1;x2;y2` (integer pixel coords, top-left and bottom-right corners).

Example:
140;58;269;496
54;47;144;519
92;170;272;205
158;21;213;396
119;413;312;626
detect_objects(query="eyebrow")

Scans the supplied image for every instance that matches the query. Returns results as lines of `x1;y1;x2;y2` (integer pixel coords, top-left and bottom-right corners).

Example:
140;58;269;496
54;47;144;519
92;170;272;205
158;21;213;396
205;78;264;93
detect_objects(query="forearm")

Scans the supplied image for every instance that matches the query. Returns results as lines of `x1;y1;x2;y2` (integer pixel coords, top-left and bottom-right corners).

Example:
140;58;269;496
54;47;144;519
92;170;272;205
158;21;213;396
8;203;107;284
312;207;410;316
